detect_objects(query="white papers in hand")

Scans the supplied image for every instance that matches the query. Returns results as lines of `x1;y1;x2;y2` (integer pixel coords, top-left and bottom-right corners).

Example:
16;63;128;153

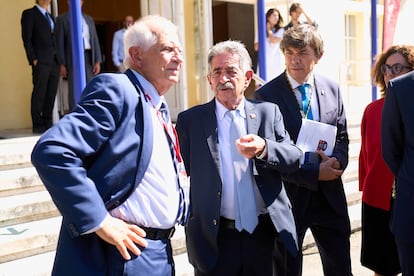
296;119;337;164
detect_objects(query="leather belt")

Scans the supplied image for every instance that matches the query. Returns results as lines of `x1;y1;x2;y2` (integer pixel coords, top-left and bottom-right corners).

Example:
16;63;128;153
140;226;175;240
220;214;269;230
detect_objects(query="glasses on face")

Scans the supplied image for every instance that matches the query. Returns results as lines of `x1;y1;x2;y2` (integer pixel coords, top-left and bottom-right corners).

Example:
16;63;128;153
380;63;412;75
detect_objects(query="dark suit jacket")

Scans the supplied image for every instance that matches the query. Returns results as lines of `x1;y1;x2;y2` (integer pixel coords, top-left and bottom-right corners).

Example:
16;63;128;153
175;98;302;273
255;72;349;223
31;70;153;275
55;12;102;69
382;70;414;242
21;6;57;65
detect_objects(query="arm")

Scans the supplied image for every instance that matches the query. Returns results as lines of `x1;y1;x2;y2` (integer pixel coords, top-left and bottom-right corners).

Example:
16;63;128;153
112;30;122;67
21;10;36;65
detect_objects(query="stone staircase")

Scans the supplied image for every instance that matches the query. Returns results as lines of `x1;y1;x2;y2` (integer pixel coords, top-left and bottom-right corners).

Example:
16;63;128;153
0;124;362;276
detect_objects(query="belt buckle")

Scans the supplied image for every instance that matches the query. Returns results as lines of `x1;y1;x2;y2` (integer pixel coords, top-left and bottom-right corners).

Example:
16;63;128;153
168;227;176;239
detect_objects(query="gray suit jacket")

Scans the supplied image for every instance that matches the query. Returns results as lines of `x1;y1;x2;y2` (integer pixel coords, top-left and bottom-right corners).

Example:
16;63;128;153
55;12;102;70
175;98;302;273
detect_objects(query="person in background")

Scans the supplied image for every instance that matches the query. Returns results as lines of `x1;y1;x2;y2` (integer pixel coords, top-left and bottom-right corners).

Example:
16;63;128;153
381;50;414;276
254;8;285;81
112;15;134;72
175;40;302;275
255;24;351;276
284;2;317;30
359;45;414;276
55;0;102;111
31;15;188;276
21;0;59;134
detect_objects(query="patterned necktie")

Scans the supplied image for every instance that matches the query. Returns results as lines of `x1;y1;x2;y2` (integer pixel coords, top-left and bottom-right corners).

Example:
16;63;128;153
159;102;188;225
298;84;313;119
227;110;258;233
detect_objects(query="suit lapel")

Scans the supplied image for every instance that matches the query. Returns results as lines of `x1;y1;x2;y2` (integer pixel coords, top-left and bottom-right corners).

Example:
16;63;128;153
245;99;258;135
203;100;222;179
313;76;326;123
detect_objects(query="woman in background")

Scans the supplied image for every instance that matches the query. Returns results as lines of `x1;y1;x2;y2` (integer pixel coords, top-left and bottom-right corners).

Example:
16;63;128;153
255;8;285;81
359;44;414;276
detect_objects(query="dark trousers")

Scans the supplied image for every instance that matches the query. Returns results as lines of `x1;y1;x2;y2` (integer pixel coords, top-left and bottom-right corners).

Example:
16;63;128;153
395;236;414;276
31;61;59;131
273;194;352;276
195;214;275;276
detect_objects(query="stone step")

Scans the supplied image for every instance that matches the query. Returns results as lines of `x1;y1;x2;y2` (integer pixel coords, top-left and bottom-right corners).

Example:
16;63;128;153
0;191;59;228
0;136;38;169
0;167;44;197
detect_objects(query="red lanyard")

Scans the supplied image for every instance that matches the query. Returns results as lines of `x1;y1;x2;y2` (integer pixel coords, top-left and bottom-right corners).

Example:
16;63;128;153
145;93;183;163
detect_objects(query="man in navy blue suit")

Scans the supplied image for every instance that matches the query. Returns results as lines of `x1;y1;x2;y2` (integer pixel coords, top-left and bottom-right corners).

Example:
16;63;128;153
382;70;414;275
21;0;59;133
255;24;352;276
176;40;302;275
31;15;188;276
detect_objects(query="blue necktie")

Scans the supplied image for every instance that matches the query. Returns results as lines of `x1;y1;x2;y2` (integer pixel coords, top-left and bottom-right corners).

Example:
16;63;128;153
298;84;313;119
45;12;54;31
227;110;258;233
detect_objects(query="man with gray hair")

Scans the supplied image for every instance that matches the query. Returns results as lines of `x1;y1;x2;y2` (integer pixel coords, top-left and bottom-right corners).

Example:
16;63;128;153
31;15;188;276
176;40;302;275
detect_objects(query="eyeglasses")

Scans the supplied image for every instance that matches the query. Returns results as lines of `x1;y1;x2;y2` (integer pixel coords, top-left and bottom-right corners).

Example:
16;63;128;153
380;63;412;75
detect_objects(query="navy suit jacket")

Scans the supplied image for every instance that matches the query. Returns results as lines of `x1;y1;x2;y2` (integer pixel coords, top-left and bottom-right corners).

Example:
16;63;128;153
175;98;302;273
255;72;350;223
31;70;153;275
55;12;102;69
21;6;57;65
382;70;414;242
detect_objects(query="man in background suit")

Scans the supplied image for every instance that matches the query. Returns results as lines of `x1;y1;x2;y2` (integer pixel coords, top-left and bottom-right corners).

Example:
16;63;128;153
21;0;59;134
176;40;302;275
255;24;352;276
382;70;414;275
55;0;102;111
112;15;134;72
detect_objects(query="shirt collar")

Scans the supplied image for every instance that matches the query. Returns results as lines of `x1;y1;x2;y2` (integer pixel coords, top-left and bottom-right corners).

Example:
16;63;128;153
35;4;48;16
286;72;315;90
131;70;164;109
215;97;246;121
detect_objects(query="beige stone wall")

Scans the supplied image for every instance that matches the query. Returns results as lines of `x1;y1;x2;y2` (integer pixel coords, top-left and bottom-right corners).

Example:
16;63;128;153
1;1;34;130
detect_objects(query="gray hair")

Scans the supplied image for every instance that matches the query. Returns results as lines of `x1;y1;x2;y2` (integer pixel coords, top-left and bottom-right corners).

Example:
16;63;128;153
207;40;252;73
123;15;179;67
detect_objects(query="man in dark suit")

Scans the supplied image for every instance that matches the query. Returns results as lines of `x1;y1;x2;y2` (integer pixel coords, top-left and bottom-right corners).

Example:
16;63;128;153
55;0;102;111
382;70;414;275
255;24;352;275
176;40;302;275
31;15;188;276
21;0;59;133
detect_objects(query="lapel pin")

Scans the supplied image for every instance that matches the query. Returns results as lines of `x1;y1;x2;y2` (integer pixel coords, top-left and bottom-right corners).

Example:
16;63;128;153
249;113;256;119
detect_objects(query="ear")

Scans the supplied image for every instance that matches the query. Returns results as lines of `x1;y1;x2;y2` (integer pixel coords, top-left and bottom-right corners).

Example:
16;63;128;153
244;70;253;88
128;46;142;66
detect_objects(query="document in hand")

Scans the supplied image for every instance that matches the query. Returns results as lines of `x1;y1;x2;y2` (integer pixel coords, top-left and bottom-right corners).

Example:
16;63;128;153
296;119;337;164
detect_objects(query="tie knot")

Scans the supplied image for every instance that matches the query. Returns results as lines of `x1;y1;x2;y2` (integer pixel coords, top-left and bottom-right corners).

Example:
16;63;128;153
298;84;310;95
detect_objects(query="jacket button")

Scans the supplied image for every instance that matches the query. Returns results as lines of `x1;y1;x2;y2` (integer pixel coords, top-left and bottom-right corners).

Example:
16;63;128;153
213;219;218;226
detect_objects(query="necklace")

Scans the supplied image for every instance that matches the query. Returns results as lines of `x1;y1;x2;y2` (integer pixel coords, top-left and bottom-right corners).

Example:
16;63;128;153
285;74;313;119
